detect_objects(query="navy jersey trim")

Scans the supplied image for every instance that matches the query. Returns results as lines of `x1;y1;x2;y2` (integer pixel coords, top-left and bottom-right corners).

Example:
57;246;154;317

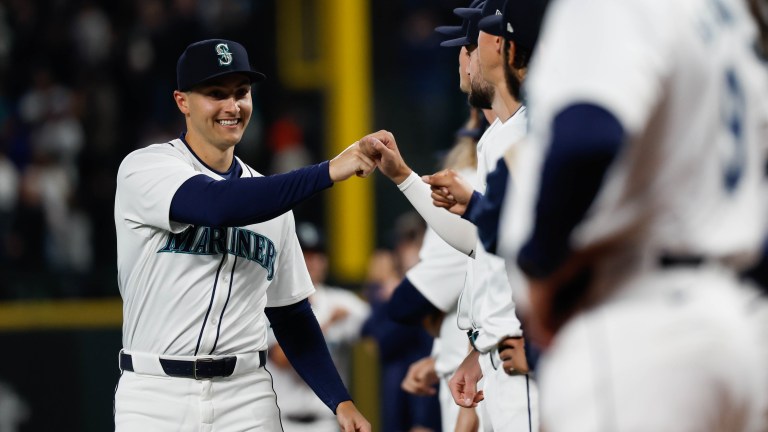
210;255;238;354
264;366;286;431
179;132;239;176
526;374;532;432
194;252;228;356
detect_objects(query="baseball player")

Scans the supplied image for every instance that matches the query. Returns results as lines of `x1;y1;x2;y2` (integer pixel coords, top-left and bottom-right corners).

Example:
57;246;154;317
388;7;488;431
113;39;373;431
361;1;547;430
510;0;768;430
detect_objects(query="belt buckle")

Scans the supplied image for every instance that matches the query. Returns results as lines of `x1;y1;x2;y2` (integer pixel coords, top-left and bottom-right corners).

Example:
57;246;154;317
193;357;214;380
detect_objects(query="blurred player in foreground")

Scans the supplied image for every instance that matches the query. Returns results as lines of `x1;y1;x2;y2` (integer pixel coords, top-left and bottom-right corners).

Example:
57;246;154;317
513;0;768;430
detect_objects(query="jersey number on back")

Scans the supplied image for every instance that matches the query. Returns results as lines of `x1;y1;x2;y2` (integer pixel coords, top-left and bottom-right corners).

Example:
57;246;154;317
721;67;746;193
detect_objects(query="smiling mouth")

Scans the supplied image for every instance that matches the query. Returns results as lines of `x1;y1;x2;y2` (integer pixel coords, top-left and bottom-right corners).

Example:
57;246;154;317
217;119;240;126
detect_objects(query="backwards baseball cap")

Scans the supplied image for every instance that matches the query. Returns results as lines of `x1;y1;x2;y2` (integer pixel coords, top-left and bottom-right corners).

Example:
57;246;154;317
177;39;266;91
441;0;486;47
478;0;549;53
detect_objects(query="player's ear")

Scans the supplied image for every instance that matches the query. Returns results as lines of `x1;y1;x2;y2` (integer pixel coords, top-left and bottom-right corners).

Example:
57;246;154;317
173;90;190;115
505;40;516;67
495;35;504;55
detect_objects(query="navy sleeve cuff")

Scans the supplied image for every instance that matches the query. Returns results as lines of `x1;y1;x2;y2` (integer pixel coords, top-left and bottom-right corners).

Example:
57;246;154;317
461;191;484;221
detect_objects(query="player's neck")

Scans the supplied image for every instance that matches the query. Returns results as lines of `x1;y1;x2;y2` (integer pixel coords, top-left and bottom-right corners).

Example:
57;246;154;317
491;88;521;122
184;131;236;172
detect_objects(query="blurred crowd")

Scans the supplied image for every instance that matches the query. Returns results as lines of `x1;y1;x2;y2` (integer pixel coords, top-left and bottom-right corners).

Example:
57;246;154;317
0;0;466;299
0;0;275;298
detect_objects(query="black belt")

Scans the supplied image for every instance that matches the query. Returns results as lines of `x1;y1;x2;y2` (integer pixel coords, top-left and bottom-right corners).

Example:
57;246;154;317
285;414;320;424
659;254;705;268
119;351;266;379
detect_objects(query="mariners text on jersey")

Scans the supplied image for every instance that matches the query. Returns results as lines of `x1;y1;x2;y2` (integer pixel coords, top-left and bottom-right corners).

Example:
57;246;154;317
158;225;278;280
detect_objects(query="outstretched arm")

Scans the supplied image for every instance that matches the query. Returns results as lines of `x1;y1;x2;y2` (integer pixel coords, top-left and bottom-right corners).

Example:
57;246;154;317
170;142;375;227
360;133;479;257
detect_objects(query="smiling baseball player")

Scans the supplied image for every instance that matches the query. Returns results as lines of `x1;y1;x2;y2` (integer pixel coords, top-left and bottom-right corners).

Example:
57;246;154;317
113;39;373;431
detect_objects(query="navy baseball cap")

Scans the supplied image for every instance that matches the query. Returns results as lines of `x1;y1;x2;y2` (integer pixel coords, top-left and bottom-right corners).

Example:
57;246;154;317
435;24;465;38
478;0;549;52
441;1;486;47
176;39;266;91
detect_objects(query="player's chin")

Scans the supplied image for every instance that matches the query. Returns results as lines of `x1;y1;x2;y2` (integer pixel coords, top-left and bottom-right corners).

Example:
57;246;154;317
217;129;245;145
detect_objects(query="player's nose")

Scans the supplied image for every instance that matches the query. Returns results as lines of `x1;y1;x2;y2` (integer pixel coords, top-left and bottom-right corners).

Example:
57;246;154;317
223;96;240;113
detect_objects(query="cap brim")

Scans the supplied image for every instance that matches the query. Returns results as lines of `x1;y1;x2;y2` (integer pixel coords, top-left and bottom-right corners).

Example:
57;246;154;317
183;69;266;90
435;25;463;36
454;7;482;19
440;36;472;47
477;15;503;36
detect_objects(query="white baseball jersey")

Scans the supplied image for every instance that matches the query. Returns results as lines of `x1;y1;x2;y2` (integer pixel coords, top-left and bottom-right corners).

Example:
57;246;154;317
518;0;768;430
459;112;526;353
525;0;768;273
115;138;314;357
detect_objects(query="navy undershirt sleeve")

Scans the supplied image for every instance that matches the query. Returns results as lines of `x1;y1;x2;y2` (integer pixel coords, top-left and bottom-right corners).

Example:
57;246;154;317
461;191;483;222
463;158;510;254
170;161;333;227
387;277;442;325
265;299;352;413
518;103;625;279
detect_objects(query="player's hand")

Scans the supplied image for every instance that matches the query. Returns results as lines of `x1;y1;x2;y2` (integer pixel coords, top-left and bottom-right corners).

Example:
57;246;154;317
421;169;474;216
449;350;484;407
497;336;529;375
526;252;596;348
401;356;439;396
267;344;291;369
358;130;412;184
329;142;377;181
335;400;371;432
421;311;445;338
454;406;480;432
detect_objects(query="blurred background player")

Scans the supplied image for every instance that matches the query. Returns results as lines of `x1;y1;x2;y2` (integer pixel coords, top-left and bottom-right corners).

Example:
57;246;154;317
268;222;371;432
361;212;443;432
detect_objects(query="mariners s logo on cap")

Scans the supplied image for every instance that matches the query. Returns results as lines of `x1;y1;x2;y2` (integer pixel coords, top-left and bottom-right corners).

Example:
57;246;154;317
216;43;233;66
176;39;266;90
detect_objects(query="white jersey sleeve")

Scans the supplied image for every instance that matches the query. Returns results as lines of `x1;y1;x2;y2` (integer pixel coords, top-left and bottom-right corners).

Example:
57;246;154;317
116;144;199;233
406;227;468;312
527;0;768;262
265;211;315;307
529;0;671;137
